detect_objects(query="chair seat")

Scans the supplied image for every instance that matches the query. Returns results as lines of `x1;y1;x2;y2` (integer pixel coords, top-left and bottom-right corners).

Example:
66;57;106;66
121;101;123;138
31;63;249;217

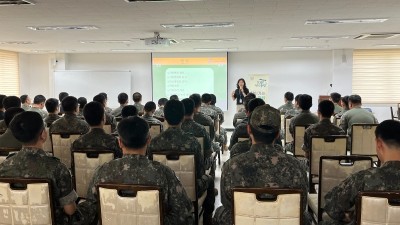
308;193;318;215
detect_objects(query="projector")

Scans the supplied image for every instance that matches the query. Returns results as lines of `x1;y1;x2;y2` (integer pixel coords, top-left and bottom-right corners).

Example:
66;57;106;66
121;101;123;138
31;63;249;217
144;37;170;46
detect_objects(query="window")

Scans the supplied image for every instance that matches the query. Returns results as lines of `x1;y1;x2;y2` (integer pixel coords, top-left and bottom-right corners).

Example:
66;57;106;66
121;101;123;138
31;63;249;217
353;49;400;104
0;50;19;96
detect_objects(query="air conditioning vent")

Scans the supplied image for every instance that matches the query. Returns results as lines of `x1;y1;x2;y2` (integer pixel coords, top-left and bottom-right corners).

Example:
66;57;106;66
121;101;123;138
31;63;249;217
0;0;34;6
354;33;400;40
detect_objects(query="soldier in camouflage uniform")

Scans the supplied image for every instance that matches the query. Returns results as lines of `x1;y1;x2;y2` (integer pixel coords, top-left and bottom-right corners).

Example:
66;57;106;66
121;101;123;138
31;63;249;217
28;95;49;119
213;104;309;225
0;96;22;133
302;100;345;159
229;98;265;150
93;94;117;133
147;99;215;225
142;101;163;125
0;111;78;225
210;94;228;149
133;92;144;115
330;92;343;115
110;92;128;117
71;102;122;158
322;120;400;225
0;107;24;148
232;93;255;127
49;96;90;134
277;91;295;115
229;139;251;158
284;94;302;118
190;94;215;140
78;116;193;225
44;98;61;126
200;93;219;120
154;97;168;118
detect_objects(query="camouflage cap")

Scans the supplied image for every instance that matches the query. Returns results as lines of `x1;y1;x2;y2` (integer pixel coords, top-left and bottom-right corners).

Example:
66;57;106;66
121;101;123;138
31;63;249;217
249;104;281;133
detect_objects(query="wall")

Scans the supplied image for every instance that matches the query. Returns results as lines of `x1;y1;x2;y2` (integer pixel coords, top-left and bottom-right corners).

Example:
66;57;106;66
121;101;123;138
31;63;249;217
19;50;392;129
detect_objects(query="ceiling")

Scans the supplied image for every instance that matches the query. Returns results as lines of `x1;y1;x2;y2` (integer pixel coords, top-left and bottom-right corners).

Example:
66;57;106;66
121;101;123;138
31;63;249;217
1;0;400;53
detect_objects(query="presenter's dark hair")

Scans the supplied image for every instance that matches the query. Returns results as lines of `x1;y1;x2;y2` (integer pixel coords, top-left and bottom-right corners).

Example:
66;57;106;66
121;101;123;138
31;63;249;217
45;98;59;113
118;116;149;149
62;96;78;112
164;100;184;125
236;78;247;89
83;101;104;126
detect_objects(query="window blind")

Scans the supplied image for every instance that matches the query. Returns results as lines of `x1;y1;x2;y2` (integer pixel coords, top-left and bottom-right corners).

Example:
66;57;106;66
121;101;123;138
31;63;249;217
0;50;19;96
353;49;400;104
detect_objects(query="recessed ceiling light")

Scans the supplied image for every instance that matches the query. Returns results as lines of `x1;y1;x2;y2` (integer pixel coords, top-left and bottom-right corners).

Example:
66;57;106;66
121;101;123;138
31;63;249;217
282;46;328;49
161;22;234;29
181;38;236;42
80;40;132;44
0;41;34;44
125;0;202;2
194;48;238;51
0;0;34;6
291;36;351;40
111;49;154;52
305;18;388;25
27;25;99;31
30;50;55;53
374;44;400;47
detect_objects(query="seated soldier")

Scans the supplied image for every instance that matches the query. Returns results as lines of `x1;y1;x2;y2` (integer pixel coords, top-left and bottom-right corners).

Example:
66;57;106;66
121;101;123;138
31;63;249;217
333;95;349;124
147;99;215;225
213;104;309;225
44;98;60;126
233;93;255;127
0;94;6;120
93;94;117;133
99;92;112;114
142;101;162;125
49;96;90;134
0;107;24;148
210;94;228;150
0;95;22;132
190;93;215;140
330;92;343;115
111;92;128;117
322;120;400;225
154;97;168;118
28;94;48;119
181;98;213;172
20;94;32;111
285;94;302;118
169;94;179;100
78;116;193;225
229;140;251;158
200;93;218;120
58;92;69;114
286;94;319;153
77;97;87;117
71;102;122;158
0;111;77;224
132;92;144;115
121;105;138;118
277;91;295;115
303;100;345;159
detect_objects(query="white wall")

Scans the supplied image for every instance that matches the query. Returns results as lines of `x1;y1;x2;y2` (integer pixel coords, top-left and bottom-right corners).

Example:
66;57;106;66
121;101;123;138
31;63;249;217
19;50;392;129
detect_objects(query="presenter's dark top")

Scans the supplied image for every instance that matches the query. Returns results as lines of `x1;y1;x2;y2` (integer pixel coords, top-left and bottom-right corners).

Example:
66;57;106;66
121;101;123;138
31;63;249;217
233;88;249;105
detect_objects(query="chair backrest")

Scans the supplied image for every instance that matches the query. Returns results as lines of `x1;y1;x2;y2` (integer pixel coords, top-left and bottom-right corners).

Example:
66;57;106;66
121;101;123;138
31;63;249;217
50;133;81;168
310;135;347;176
103;125;112;134
149;124;162;138
152;152;196;201
196;137;204;157
0;178;55;225
317;156;373;222
0;147;20;164
71;150;114;198
356;191;400;225
284;118;293;143
238;138;249;142
232;188;303;225
214;117;220;135
351;124;378;156
161;120;169;130
280;115;285;133
97;184;162;225
43;127;52;154
293;125;309;157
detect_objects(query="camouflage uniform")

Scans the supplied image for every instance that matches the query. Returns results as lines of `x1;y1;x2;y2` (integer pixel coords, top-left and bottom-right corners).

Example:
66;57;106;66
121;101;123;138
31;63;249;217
0;120;6;133
49;113;90;134
302;118;345;154
339;107;378;135
284;108;300;118
71;128;122;158
233;110;246;127
229;140;251;158
213;143;309;225
0;128;22;148
147;126;215;219
194;112;215;141
209;104;227;145
28;107;48;119
0;147;78;225
322;161;400;225
228;118;249;150
154;106;164;118
200;104;218;120
78;154;194;225
110;105;123;117
289;110;319;137
277;101;294;115
181;119;212;159
333;103;343;115
104;106;112;114
142;114;163;125
44;113;61;126
210;105;224;124
105;112;117;133
134;102;144;114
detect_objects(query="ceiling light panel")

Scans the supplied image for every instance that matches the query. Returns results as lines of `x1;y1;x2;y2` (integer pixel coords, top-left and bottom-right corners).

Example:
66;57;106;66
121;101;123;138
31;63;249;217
305;18;388;25
125;0;202;2
161;22;234;29
194;48;238;51
80;40;132;44
181;38;236;42
282;46;329;49
0;0;34;6
291;36;351;40
0;41;34;44
111;49;154;52
374;44;400;47
27;25;99;31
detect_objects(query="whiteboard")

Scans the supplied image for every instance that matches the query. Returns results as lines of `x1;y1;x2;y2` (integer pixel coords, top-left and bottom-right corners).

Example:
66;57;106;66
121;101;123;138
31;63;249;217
54;70;131;108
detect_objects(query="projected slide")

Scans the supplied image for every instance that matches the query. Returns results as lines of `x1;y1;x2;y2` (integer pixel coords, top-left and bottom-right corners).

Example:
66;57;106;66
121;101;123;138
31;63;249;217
152;55;228;110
